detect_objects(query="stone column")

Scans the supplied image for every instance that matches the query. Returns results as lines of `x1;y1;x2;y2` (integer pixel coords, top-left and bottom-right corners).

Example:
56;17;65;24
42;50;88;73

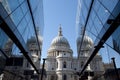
87;64;93;80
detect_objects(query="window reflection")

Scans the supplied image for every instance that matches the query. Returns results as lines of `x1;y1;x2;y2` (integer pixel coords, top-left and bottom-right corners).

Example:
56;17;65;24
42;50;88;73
0;29;9;48
63;61;67;68
63;74;67;80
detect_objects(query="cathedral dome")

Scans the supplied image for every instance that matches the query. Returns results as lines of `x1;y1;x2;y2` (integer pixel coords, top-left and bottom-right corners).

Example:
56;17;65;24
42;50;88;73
27;27;42;48
4;39;13;48
27;35;42;45
77;35;93;46
50;27;70;49
77;27;93;51
51;35;70;48
47;26;73;57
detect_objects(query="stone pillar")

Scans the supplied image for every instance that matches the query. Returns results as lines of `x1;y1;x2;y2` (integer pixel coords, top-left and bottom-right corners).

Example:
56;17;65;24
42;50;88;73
87;64;93;80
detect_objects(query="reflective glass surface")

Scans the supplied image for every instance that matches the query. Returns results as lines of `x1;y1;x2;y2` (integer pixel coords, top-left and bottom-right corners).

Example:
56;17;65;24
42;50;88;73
76;0;120;68
0;0;44;55
0;0;44;78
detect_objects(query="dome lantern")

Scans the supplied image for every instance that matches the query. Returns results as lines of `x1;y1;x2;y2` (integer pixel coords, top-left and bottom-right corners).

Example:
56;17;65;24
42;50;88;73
58;25;63;36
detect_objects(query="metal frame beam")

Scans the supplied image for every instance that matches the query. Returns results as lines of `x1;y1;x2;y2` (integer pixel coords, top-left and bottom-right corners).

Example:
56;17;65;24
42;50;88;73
27;0;42;56
78;0;94;58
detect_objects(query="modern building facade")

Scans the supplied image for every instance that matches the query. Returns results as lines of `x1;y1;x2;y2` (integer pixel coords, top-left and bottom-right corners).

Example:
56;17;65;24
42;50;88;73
1;30;44;80
0;0;44;79
76;0;120;79
45;27;104;80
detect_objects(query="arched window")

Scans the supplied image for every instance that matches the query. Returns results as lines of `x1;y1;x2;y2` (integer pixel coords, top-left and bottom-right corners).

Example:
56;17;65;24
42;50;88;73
36;50;38;55
63;61;66;68
52;68;54;70
57;62;58;68
63;75;67;80
81;61;84;68
57;51;59;56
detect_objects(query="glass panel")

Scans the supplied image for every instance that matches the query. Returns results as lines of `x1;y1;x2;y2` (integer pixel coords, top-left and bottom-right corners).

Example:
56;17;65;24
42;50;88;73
25;11;31;23
0;28;8;48
18;0;24;4
21;1;29;14
90;9;96;21
1;0;11;14
82;7;88;22
93;17;102;34
87;19;92;31
112;26;120;53
29;21;35;36
10;7;24;27
84;0;91;9
106;36;113;49
23;27;30;43
29;0;39;12
97;5;110;25
6;0;19;12
12;44;21;55
17;18;27;35
101;0;119;12
93;0;101;12
80;10;86;26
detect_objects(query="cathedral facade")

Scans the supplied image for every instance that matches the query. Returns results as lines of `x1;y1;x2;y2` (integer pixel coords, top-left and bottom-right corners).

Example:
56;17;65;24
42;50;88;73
45;27;104;80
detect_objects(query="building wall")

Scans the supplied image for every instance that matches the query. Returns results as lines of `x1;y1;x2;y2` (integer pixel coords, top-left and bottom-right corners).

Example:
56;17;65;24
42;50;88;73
46;44;104;80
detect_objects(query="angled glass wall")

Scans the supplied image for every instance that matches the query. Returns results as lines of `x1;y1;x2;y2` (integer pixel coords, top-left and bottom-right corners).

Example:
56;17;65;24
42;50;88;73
76;0;120;79
0;0;44;75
